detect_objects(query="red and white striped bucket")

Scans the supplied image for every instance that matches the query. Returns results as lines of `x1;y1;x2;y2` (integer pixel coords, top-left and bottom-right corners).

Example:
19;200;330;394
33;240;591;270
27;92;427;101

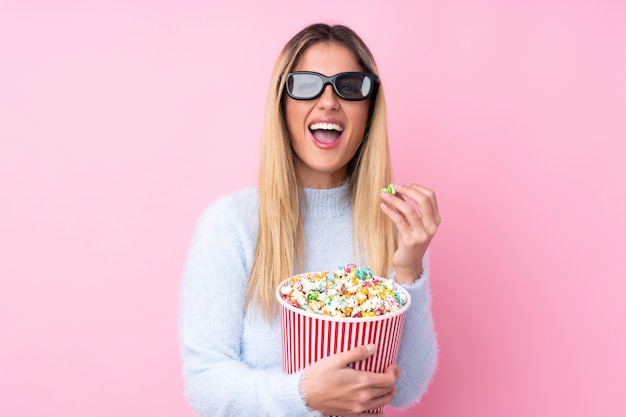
276;274;411;416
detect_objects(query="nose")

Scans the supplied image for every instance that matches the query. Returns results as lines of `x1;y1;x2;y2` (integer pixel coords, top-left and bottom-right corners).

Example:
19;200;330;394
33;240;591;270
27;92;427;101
317;84;339;109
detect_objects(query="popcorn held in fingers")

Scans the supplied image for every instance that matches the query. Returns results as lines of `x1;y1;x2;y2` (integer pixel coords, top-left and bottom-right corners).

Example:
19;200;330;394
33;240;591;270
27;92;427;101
381;183;396;195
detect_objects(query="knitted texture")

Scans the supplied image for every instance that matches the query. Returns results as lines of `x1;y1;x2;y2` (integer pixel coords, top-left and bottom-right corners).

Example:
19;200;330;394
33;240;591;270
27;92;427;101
179;182;437;416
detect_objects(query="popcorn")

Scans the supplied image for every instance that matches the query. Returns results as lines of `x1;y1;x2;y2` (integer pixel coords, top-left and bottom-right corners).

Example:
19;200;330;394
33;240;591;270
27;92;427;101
381;183;396;195
279;264;408;318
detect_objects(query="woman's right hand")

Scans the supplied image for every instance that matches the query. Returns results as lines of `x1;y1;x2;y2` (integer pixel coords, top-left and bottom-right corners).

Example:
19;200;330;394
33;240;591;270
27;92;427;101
300;344;399;417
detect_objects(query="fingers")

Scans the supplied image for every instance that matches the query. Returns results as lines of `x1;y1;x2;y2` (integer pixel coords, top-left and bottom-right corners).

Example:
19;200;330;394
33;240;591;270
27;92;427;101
396;183;441;227
346;413;387;417
381;183;441;231
369;363;400;388
342;388;395;417
330;343;377;366
364;388;396;415
345;412;387;417
381;183;441;282
380;196;422;240
331;345;399;388
385;363;401;381
306;345;399;415
381;183;441;242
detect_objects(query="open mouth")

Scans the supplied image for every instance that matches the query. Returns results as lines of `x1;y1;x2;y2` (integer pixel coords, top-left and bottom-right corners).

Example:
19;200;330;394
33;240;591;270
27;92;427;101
309;122;344;144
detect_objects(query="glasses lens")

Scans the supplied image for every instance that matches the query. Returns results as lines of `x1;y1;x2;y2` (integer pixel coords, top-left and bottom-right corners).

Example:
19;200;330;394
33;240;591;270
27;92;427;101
335;73;372;100
287;73;323;99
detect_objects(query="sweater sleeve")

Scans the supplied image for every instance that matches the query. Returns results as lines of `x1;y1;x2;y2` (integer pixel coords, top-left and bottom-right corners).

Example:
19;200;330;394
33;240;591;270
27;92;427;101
179;201;322;417
389;256;438;409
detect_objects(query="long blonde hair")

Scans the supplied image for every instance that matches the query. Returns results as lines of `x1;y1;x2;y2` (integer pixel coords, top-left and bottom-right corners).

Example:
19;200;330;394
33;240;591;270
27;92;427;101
247;23;396;320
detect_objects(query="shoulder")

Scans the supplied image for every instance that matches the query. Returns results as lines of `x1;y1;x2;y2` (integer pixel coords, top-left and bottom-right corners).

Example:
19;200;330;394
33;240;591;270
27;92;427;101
207;186;259;217
195;186;259;238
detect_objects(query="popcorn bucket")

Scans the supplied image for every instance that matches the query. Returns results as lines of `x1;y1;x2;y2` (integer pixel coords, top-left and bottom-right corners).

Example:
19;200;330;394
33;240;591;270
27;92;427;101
276;273;411;416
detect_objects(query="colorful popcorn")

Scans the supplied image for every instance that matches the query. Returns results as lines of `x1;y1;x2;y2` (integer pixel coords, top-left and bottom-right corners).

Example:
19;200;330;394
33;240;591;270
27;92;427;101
380;183;396;195
279;264;408;318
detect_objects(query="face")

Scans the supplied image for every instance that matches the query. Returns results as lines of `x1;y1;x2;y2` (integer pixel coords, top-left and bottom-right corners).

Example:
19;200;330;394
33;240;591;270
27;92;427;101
285;42;370;188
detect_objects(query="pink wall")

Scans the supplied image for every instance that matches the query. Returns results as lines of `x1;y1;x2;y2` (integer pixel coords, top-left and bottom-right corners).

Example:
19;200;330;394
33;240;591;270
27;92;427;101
1;1;624;416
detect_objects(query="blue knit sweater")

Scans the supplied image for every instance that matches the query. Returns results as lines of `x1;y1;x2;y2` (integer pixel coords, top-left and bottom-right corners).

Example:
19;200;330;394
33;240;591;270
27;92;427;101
180;182;437;416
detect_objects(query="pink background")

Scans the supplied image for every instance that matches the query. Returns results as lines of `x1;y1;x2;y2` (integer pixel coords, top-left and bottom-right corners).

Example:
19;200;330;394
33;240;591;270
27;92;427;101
1;1;625;416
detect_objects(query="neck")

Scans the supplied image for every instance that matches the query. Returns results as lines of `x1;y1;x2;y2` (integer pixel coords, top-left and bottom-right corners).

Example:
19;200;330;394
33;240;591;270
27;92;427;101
296;168;348;189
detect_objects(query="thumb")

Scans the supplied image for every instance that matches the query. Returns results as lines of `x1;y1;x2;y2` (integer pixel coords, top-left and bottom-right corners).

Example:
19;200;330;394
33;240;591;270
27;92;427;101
332;344;377;366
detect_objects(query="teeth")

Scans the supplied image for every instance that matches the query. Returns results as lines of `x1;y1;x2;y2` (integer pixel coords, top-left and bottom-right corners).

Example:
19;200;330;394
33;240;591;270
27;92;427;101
309;122;343;132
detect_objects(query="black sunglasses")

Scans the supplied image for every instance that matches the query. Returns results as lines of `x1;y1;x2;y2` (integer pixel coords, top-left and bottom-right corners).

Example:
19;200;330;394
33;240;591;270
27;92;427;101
284;71;379;101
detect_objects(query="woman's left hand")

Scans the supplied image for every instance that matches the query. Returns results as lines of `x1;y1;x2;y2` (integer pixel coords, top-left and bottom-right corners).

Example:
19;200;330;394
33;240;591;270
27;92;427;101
380;183;441;284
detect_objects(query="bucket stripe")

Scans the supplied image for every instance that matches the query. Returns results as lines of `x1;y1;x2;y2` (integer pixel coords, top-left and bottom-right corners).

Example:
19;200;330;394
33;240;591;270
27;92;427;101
279;281;409;414
282;308;407;374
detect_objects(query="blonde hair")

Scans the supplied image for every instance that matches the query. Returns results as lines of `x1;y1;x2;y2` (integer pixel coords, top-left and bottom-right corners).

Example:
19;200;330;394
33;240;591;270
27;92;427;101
247;23;396;320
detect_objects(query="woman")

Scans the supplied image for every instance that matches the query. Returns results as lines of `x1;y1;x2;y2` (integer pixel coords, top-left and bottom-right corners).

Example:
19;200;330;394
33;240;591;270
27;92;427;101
180;23;440;417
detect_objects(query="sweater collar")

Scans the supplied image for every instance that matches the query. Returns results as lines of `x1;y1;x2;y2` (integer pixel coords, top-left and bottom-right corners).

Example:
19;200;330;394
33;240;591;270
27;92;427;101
301;180;351;219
